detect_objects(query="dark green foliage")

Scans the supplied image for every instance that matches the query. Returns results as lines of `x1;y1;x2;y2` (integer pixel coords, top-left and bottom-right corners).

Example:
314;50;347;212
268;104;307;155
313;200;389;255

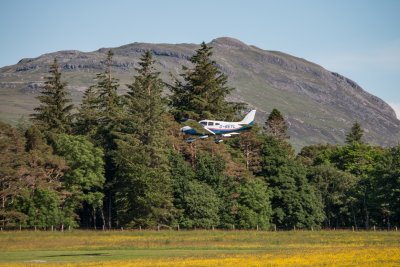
169;151;195;215
52;134;105;228
74;86;99;138
372;146;400;228
258;135;295;177
304;141;399;229
97;51;121;123
16;188;63;228
178;179;220;228
297;144;338;166
114;51;175;228
259;136;324;228
31;59;73;134
4;45;400;231
333;143;387;229
345;121;364;144
170;42;238;121
308;164;357;227
235;178;272;229
124;51;166;143
114;134;175;227
75;50;123;228
265;108;288;139
195;151;225;188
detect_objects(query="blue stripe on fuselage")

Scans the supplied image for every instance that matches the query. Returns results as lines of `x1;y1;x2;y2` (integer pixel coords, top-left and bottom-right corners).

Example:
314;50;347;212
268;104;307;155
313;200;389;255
206;126;251;135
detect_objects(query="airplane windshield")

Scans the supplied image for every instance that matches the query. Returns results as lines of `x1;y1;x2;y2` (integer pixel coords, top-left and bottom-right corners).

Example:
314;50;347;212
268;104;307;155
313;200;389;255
200;121;207;126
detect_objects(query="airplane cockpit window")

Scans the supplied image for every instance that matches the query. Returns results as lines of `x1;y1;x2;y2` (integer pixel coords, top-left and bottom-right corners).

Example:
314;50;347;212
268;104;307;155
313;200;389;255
200;121;207;126
208;122;214;126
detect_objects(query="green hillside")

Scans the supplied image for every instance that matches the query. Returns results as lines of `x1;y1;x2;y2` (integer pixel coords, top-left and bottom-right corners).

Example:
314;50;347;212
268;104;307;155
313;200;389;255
0;37;399;149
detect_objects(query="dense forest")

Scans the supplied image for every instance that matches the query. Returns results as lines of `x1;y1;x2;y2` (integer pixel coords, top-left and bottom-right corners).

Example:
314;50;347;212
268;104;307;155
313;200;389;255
1;43;399;230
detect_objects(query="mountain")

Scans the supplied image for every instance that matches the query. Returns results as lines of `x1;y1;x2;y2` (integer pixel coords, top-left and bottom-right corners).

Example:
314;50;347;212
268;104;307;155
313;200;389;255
0;37;399;149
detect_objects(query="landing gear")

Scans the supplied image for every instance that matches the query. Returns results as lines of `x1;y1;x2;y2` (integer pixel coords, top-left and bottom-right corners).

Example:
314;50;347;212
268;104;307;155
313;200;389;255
214;138;223;144
185;137;196;143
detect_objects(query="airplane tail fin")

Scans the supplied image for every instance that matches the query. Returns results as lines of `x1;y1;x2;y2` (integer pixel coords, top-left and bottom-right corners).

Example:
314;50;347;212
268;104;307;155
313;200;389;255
239;110;256;125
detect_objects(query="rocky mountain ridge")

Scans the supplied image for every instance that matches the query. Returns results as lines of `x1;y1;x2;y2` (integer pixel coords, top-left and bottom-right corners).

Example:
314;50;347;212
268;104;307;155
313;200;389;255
0;37;398;149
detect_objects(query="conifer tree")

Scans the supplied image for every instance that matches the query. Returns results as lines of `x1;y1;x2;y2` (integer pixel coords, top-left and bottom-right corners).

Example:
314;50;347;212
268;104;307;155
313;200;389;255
125;51;165;147
114;51;175;227
79;50;121;228
345;121;364;144
31;59;73;133
96;50;121;130
74;86;99;138
170;42;238;120
265;108;289;139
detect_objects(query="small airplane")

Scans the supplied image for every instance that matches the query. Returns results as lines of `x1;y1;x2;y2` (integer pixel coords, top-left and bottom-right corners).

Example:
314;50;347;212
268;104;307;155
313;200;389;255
180;110;256;143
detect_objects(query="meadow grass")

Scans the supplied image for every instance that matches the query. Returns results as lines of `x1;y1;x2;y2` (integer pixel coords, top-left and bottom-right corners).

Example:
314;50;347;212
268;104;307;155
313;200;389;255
0;230;399;266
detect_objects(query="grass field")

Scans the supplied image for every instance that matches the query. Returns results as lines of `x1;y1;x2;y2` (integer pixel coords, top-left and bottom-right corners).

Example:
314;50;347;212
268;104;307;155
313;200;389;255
0;230;399;266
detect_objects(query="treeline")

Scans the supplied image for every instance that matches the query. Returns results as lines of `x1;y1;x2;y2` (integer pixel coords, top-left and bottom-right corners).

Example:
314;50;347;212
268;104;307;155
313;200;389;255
1;43;399;230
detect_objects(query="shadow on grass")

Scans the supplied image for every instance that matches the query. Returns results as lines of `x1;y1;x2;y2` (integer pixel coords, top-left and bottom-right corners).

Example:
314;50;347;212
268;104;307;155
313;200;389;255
44;253;111;257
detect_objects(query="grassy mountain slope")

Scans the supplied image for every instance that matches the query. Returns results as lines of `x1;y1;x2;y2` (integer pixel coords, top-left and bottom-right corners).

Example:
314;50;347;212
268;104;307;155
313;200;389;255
0;37;398;149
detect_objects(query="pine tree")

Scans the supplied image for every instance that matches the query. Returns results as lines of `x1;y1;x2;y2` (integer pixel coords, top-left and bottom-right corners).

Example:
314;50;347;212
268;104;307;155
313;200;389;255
75;50;122;229
125;51;166;147
114;51;175;227
170;42;238;121
74;86;99;138
96;50;121;131
31;59;73;133
265;108;289;139
345;121;364;144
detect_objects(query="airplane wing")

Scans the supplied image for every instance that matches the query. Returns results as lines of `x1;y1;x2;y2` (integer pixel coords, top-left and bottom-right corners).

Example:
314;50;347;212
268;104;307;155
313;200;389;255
203;127;216;135
181;119;211;136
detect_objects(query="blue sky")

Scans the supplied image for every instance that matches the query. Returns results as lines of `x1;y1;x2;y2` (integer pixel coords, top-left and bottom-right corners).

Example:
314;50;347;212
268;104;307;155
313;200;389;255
1;0;399;117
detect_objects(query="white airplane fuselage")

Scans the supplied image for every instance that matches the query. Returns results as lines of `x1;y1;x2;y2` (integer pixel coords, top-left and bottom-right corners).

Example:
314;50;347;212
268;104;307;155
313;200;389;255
198;119;251;137
180;110;256;140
